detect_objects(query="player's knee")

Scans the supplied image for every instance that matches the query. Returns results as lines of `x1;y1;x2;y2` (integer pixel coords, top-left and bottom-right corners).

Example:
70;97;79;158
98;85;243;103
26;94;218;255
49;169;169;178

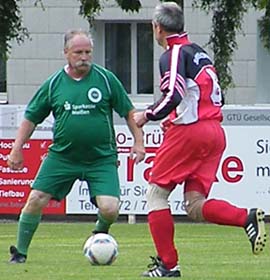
146;184;171;212
184;197;205;222
96;196;119;221
23;190;51;213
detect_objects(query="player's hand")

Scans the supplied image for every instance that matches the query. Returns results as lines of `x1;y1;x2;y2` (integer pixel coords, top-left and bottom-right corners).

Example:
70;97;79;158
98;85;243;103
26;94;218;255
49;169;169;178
129;143;145;164
133;111;148;127
7;149;24;170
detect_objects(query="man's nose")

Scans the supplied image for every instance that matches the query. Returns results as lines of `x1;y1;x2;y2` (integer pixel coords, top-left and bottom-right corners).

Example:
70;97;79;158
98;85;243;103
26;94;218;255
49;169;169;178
81;53;88;59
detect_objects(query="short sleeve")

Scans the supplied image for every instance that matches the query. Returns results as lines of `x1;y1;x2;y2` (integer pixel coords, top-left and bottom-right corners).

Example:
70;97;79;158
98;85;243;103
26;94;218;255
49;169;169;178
24;79;52;125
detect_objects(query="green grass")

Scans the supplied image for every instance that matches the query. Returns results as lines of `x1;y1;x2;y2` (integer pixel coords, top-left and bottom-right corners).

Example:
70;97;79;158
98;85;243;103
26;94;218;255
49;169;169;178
0;221;269;279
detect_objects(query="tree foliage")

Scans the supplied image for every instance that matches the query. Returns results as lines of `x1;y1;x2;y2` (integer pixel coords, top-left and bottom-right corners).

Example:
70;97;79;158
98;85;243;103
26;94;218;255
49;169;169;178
0;0;43;59
192;0;270;91
192;0;251;90
257;0;270;52
0;0;270;92
0;0;28;59
78;0;183;21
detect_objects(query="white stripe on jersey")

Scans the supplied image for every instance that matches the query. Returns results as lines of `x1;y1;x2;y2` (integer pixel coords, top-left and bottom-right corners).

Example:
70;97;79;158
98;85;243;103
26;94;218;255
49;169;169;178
152;45;182;116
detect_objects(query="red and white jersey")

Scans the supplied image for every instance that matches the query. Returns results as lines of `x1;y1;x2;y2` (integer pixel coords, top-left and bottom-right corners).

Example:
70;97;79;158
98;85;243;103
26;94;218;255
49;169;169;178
145;33;223;124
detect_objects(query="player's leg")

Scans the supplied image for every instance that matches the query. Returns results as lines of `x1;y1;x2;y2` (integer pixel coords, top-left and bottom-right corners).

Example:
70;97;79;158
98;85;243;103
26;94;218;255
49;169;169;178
142;183;180;277
201;124;266;254
183;119;266;254
9;155;78;263
184;178;266;255
9;189;52;264
85;156;120;234
184;181;248;226
142;126;189;277
94;195;119;234
182;119;246;225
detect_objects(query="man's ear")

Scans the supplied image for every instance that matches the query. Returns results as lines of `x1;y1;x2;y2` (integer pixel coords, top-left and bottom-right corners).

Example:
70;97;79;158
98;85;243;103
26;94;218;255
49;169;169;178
156;24;163;34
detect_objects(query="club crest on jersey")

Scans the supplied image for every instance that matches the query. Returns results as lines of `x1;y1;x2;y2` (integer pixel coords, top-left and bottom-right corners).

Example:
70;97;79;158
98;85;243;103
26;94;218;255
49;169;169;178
88;88;102;103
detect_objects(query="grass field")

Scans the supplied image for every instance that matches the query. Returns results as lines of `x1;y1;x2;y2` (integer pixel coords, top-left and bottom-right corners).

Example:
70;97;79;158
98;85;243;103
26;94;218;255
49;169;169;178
0;221;269;280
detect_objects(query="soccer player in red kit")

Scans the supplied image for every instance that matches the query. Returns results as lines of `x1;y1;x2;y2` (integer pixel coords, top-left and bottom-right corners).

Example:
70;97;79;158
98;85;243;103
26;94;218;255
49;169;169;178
134;2;267;278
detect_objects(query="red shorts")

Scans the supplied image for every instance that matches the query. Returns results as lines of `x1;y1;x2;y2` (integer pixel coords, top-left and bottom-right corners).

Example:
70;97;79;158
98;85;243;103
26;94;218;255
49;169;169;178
149;120;226;196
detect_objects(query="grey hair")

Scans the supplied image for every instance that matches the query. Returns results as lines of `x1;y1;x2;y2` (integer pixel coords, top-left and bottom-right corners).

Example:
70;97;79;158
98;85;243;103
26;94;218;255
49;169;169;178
153;2;184;33
64;29;94;49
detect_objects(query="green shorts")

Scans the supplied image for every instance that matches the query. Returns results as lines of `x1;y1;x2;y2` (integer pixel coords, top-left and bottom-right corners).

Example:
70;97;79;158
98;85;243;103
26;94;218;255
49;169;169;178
32;153;120;204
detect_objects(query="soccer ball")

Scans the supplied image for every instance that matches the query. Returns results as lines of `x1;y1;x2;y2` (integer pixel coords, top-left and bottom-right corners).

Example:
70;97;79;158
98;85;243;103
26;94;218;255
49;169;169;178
83;233;118;265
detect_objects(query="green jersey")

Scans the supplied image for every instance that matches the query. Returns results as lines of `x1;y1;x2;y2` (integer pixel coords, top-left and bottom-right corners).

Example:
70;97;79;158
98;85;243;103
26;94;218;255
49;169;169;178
25;63;133;163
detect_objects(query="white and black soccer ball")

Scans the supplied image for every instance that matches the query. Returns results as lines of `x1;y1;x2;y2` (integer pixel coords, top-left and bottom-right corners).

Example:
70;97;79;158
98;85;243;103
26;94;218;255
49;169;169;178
83;233;118;265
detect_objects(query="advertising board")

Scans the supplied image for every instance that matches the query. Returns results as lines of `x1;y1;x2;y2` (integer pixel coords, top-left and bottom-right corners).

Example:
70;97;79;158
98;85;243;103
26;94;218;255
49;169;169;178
0;105;270;215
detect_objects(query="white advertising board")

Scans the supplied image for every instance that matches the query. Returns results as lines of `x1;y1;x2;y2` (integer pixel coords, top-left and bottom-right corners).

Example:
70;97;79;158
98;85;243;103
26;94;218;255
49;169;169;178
66;125;270;215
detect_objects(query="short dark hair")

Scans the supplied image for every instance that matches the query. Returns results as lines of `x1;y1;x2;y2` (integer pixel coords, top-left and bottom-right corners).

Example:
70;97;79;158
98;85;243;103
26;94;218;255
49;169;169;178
153;2;184;33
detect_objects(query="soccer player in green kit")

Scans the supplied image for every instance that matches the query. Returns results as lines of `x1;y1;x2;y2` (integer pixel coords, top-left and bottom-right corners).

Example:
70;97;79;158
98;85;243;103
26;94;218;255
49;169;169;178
7;29;145;263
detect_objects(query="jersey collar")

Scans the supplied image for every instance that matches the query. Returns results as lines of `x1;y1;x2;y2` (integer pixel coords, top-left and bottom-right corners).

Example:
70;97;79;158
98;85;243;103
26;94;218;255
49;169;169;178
166;32;190;48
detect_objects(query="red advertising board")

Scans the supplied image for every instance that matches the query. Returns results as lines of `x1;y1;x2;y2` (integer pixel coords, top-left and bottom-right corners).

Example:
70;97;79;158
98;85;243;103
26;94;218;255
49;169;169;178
0;139;65;214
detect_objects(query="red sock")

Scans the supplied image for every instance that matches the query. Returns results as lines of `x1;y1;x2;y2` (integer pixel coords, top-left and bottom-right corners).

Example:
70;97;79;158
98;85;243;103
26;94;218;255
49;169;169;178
202;199;248;226
148;209;178;269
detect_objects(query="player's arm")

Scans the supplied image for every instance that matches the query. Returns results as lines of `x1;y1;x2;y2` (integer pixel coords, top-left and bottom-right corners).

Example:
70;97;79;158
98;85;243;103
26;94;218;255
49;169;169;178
7;118;36;170
134;50;185;127
125;109;145;164
145;51;185;121
7;76;52;170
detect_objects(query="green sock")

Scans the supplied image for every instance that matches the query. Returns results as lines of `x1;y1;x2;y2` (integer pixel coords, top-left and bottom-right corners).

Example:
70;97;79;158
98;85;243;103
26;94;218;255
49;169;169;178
94;212;115;233
17;213;41;256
